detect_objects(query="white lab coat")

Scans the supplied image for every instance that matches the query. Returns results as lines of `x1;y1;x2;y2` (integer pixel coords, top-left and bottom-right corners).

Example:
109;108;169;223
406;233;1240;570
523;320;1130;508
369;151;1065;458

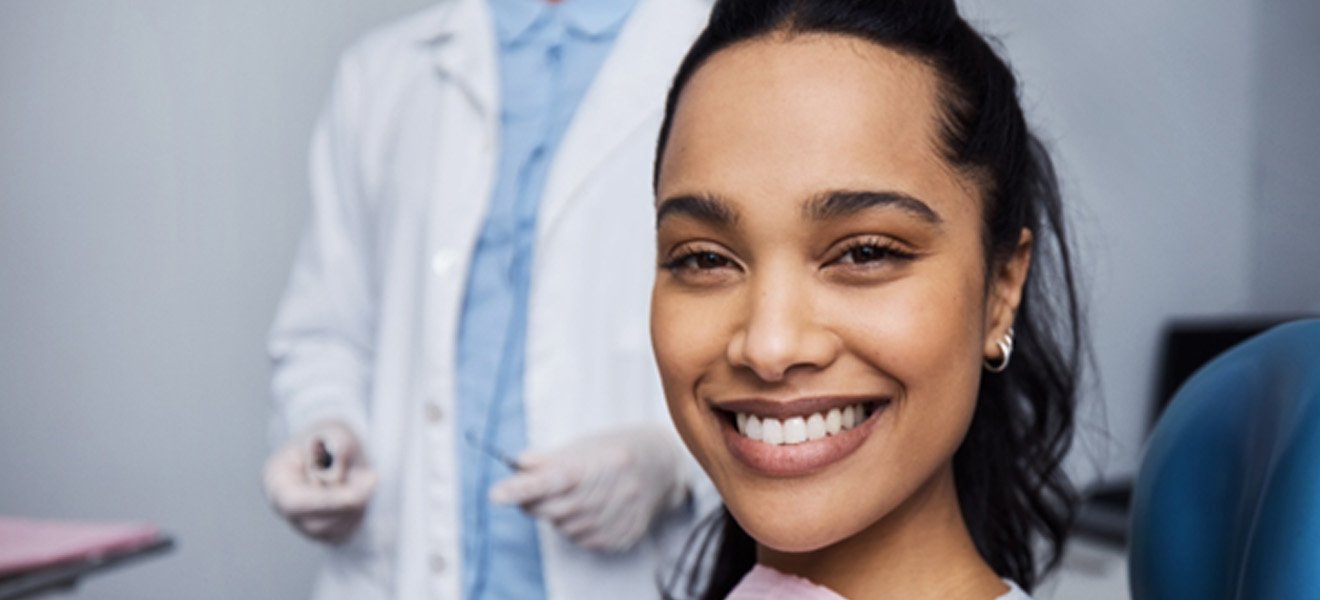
268;0;714;597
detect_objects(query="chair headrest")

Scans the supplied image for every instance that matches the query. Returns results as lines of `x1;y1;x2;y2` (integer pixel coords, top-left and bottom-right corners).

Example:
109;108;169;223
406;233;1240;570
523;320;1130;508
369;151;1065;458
1129;319;1320;600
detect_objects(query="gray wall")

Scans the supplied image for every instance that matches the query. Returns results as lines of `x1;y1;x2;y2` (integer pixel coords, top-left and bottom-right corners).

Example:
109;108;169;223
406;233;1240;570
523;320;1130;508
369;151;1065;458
961;0;1319;481
0;1;431;597
0;1;1315;598
960;0;1260;480
1253;0;1320;312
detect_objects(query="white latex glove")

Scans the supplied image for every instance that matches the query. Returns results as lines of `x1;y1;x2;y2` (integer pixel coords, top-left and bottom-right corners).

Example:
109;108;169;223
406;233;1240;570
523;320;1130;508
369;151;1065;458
262;419;378;544
488;426;689;553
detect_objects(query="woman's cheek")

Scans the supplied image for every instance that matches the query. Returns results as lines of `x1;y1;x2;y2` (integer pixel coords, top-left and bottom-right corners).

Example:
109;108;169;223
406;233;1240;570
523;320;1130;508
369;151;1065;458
651;295;688;377
652;290;730;467
828;279;943;362
860;265;981;360
651;293;706;410
654;286;729;369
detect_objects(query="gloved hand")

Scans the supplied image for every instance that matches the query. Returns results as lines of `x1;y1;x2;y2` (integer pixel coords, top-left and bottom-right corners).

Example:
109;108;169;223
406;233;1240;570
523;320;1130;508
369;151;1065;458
262;419;378;544
488;426;689;553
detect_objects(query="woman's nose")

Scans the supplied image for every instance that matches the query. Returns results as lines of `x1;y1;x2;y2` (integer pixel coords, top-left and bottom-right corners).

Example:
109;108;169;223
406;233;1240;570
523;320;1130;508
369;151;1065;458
725;274;839;382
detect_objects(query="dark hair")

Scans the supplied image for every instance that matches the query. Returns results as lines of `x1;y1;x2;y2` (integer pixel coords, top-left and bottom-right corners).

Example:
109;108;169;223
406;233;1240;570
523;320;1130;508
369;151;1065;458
654;0;1084;597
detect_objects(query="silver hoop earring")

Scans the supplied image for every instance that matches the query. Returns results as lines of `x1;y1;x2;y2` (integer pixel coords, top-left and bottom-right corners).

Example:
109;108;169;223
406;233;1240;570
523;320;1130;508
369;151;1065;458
984;327;1015;373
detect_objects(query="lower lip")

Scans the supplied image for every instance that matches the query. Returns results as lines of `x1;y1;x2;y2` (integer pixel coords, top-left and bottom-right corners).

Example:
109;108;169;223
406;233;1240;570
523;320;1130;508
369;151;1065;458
719;405;886;477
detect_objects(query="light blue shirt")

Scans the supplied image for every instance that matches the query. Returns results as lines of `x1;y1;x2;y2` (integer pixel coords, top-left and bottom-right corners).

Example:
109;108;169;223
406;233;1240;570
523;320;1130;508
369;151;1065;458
454;0;637;598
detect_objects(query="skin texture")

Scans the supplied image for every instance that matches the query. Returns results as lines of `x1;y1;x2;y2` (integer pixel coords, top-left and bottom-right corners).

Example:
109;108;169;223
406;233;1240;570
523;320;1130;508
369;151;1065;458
651;34;1031;599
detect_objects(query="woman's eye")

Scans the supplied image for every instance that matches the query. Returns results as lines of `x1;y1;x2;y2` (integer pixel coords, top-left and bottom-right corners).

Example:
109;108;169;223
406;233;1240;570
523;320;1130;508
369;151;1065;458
660;247;741;286
845;245;888;264
670;251;731;271
691;252;730;269
831;240;916;267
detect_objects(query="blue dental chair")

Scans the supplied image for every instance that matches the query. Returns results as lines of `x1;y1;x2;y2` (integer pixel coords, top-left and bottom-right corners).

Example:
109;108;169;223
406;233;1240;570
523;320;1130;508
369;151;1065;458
1129;319;1320;599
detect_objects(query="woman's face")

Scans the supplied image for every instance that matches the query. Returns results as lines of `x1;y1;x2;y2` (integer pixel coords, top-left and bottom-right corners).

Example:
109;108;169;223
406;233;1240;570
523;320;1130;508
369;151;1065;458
652;34;1028;553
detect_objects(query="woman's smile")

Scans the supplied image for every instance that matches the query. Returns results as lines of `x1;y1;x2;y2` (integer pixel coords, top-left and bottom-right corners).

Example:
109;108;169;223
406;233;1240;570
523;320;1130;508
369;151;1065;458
713;394;891;477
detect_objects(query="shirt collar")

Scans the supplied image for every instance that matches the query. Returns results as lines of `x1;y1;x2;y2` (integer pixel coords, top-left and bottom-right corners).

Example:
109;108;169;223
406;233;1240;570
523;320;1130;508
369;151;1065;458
488;0;637;44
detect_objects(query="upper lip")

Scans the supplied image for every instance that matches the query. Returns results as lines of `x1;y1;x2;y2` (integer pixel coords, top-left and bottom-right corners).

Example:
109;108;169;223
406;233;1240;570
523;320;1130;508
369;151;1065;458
711;395;889;419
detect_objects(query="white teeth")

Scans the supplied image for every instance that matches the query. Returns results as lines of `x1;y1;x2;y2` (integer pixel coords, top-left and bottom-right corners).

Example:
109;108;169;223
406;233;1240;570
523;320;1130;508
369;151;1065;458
783;417;807;444
746;415;762;441
732;403;873;446
761;419;784;445
805;413;827;441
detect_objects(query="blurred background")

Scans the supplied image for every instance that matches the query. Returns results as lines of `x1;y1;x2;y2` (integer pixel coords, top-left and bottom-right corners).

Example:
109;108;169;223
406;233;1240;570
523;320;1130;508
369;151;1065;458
1;0;1316;597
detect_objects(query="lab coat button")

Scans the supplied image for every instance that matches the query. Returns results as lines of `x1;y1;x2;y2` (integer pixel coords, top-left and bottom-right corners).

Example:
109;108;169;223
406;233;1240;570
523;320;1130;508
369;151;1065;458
431;250;459;276
429;553;446;574
425;402;443;423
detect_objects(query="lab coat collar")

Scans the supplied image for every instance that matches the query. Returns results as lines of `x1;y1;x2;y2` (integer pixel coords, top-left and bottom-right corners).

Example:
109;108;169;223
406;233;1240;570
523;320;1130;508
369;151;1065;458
490;0;636;43
416;0;500;122
536;0;711;238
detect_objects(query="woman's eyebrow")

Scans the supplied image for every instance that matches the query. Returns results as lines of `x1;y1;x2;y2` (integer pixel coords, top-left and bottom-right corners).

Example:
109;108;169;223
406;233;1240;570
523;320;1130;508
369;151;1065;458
803;190;944;226
655;193;741;228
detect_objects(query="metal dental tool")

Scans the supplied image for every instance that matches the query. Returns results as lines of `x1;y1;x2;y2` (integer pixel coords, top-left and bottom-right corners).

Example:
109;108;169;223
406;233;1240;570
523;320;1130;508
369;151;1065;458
464;429;523;471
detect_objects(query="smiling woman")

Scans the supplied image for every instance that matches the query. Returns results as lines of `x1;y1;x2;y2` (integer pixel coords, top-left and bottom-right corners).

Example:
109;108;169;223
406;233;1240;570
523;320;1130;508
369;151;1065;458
650;1;1084;599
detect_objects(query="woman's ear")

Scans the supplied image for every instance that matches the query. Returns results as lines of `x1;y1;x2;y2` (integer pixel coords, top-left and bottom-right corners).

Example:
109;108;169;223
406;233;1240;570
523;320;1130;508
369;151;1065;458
984;228;1033;359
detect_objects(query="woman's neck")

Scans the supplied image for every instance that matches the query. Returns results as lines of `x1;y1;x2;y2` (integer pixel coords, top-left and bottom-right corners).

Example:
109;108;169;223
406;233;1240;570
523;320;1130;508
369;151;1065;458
757;464;1008;599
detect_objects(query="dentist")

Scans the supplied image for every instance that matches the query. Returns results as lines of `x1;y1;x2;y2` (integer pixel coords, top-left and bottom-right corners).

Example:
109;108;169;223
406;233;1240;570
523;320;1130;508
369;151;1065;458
261;0;713;598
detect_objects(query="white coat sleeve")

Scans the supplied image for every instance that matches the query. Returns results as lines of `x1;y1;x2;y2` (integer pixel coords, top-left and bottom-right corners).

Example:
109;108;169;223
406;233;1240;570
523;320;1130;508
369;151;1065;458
268;49;376;446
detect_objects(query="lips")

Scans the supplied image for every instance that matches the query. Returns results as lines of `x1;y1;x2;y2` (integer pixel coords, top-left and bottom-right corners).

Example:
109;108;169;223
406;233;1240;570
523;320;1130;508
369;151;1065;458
712;396;889;477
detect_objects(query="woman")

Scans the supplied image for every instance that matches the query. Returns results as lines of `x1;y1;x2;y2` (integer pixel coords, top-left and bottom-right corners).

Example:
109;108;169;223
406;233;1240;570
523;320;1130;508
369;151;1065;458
650;0;1084;598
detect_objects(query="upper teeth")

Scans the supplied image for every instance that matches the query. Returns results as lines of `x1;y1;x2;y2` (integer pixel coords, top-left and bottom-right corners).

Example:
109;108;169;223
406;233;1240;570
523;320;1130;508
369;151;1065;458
734;403;869;446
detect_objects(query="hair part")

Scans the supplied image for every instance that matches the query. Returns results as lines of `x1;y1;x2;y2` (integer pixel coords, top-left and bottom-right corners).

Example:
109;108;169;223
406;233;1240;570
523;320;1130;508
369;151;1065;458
656;1;1085;597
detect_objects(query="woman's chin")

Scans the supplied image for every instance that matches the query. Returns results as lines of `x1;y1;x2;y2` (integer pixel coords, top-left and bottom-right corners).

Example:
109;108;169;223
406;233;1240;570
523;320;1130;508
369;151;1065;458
729;506;858;554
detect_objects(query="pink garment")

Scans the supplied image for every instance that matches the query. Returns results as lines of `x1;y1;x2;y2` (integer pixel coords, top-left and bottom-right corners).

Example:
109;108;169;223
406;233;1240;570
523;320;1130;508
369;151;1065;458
0;516;161;577
727;564;849;600
727;564;1033;600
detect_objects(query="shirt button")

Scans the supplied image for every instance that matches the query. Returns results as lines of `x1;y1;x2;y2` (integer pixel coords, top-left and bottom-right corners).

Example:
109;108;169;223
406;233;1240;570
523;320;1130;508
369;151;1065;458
429;553;446;574
425;402;443;423
431;250;459;276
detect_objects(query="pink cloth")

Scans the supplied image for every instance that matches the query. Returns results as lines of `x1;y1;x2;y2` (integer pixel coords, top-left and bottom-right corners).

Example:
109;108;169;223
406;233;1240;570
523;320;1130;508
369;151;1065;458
0;516;161;577
728;564;848;600
727;564;1033;600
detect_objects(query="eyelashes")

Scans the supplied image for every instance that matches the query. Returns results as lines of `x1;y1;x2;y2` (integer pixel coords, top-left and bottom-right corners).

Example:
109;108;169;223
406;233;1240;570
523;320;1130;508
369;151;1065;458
659;236;918;282
661;248;734;272
659;246;740;287
832;237;917;266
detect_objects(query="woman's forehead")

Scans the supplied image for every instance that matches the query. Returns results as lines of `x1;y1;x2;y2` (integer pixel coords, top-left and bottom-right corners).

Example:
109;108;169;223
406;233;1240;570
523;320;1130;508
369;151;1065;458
658;34;976;224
